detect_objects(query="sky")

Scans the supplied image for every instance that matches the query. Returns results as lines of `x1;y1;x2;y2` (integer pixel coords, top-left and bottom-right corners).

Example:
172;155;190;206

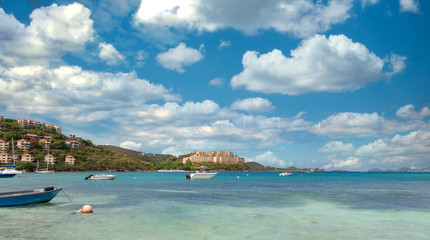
0;0;429;171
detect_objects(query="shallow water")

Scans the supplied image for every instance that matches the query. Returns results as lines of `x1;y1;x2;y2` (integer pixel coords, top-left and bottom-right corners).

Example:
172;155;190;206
1;172;429;239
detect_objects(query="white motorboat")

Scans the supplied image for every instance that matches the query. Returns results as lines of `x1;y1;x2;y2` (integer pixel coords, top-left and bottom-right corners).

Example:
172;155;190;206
279;171;292;176
186;166;217;179
1;166;24;174
85;174;116;180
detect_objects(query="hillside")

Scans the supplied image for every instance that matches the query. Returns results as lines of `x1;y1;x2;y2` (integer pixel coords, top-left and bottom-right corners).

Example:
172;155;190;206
101;145;173;162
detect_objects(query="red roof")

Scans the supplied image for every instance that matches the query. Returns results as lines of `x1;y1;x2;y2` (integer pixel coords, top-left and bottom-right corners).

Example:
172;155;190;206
66;155;74;158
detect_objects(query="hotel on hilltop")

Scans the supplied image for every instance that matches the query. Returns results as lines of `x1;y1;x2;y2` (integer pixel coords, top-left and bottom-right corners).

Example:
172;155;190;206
182;151;245;164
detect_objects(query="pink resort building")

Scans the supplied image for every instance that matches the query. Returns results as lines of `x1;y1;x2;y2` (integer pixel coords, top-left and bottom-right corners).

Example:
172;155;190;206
0;140;9;152
21;153;35;162
45;123;62;133
44;154;56;164
182;151;245;164
18;118;41;128
39;139;51;149
65;155;76;165
17;139;31;151
0;152;12;164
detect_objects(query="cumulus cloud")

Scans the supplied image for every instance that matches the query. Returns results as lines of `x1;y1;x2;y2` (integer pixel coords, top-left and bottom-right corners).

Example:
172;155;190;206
396;104;430;120
134;0;353;38
231;35;404;95
209;78;224;87
247;151;292;168
399;0;420;13
116;100;310;155
0;65;180;121
319;141;355;153
323;155;361;169
310;112;426;136
230;97;275;113
156;42;204;73
0;3;94;65
98;42;125;65
120;141;142;150
355;130;430;166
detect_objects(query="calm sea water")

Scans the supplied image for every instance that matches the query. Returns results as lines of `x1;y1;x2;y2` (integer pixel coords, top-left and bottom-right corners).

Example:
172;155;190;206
1;171;429;239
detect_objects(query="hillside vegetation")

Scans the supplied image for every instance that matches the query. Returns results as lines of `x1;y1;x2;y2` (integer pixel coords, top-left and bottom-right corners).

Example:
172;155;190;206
0;117;251;172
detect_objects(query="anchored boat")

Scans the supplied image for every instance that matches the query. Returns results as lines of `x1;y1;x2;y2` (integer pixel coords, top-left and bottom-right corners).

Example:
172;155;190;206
0;187;62;207
186;166;217;179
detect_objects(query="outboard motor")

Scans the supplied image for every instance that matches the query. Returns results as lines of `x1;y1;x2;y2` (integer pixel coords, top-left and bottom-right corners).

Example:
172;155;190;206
85;174;93;180
185;173;191;179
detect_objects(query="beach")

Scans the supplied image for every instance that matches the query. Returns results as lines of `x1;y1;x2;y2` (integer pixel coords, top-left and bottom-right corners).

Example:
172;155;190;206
1;172;429;239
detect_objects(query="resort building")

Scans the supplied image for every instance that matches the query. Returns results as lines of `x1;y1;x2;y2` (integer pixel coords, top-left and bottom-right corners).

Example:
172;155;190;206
65;140;81;148
0;115;4;121
45;123;62;133
18;118;41;128
25;133;40;140
39;139;50;150
65;155;76;165
0;153;12;164
17;139;31;151
0;140;9;152
21;153;35;162
44;154;56;164
182;151;245;164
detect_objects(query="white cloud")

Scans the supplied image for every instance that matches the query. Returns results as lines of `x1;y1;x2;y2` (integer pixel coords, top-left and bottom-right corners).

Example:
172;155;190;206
247;151;292;168
384;53;407;77
120;141;142;150
230;97;275;113
319;141;354;153
399;0;420;13
98;42;125;65
0;65;180;120
218;40;231;49
231;34;404;95
323;155;361;169
156;42;204;73
0;3;94;65
396;104;430;120
116;100;310;156
134;0;353;38
361;0;380;7
310;112;426;136
209;78;224;87
355;130;430;165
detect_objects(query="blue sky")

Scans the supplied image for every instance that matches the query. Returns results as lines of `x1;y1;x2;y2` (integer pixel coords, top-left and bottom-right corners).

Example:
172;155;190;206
0;0;429;170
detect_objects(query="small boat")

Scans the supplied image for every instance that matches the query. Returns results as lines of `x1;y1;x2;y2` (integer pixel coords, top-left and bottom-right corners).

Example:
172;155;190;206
279;171;292;176
0;186;62;207
2;166;24;174
35;161;54;174
85;174;116;180
186;166;217;180
4;139;25;175
0;168;16;178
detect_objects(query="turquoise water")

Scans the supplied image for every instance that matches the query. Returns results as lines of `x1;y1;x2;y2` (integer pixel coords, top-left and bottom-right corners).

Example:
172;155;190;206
1;172;429;239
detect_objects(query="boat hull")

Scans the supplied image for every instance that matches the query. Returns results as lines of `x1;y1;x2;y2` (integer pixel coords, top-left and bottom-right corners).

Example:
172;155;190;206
0;187;62;207
0;173;16;178
89;175;116;180
190;173;217;179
